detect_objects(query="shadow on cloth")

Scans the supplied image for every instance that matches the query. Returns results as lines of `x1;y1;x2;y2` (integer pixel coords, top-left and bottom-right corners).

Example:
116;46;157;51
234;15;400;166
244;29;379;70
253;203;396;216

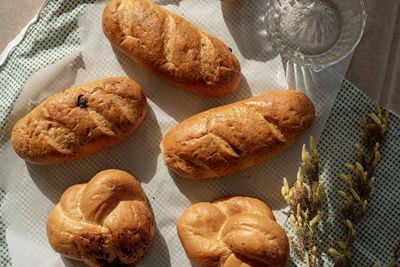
167;144;304;212
154;0;182;6
113;46;252;123
27;105;162;204
221;0;278;62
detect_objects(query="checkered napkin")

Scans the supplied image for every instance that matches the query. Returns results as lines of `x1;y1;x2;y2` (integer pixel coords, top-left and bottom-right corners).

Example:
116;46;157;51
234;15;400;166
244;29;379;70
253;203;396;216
0;0;398;266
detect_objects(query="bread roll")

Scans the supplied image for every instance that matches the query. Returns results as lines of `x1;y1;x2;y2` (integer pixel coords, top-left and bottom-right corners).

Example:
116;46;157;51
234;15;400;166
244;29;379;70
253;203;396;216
11;77;147;165
177;196;289;267
46;169;154;267
102;0;241;96
160;90;315;179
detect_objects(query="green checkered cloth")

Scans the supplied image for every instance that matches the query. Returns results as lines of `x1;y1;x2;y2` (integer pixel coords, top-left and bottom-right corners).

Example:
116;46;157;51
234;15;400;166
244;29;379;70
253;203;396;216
0;1;94;266
0;0;94;132
286;81;400;266
1;1;399;266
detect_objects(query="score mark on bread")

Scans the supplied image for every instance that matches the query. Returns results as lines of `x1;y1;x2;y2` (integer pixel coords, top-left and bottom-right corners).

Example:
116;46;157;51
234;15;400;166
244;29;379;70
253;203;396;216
11;77;147;165
102;0;241;96
160;90;315;179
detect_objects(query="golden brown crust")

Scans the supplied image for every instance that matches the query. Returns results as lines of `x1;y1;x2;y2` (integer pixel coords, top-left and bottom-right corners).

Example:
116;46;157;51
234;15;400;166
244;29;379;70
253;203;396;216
177;196;289;267
11;77;147;165
102;0;241;96
160;90;315;180
46;169;154;267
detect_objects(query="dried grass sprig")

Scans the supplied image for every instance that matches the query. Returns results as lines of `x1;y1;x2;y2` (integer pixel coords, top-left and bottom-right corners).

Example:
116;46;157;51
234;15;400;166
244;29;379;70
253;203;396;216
375;241;400;267
385;241;400;267
282;136;324;267
329;101;388;267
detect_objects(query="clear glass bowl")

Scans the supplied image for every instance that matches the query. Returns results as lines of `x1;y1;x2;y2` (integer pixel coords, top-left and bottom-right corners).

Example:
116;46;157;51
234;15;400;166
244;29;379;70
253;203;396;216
265;0;366;71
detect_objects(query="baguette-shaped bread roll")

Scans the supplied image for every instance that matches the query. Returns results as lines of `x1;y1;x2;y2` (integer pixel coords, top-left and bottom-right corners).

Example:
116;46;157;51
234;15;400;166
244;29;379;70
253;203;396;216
11;77;147;165
102;0;241;96
160;90;315;180
177;196;289;266
46;169;154;266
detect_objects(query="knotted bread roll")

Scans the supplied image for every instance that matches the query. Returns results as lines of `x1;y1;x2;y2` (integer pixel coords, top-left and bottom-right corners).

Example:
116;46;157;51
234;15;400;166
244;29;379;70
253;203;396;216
46;169;154;266
177;196;289;267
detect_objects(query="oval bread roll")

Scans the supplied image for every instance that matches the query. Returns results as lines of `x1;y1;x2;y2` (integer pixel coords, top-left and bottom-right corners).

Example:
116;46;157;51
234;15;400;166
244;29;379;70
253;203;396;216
160;90;315;180
46;169;154;266
11;77;147;165
102;0;241;96
177;196;289;266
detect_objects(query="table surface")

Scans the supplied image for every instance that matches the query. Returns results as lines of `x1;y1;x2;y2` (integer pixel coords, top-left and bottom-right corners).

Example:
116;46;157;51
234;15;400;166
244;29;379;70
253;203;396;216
1;0;399;113
0;0;43;52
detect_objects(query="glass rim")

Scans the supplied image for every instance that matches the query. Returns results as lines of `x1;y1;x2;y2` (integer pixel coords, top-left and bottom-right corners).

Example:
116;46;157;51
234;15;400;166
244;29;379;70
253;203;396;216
265;0;367;71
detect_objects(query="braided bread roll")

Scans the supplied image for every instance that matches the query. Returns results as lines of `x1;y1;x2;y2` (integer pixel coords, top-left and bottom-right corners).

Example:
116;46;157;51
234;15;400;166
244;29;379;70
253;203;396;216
11;77;147;165
160;90;315;180
46;169;154;267
102;0;241;96
177;196;289;267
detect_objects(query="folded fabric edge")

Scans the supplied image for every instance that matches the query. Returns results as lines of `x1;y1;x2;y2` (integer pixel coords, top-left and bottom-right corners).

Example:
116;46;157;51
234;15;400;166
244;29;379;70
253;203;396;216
0;0;51;66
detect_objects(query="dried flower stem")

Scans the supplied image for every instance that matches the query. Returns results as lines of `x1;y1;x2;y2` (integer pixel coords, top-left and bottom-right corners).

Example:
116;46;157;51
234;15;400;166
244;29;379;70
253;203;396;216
382;241;400;267
282;136;324;267
329;101;388;267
